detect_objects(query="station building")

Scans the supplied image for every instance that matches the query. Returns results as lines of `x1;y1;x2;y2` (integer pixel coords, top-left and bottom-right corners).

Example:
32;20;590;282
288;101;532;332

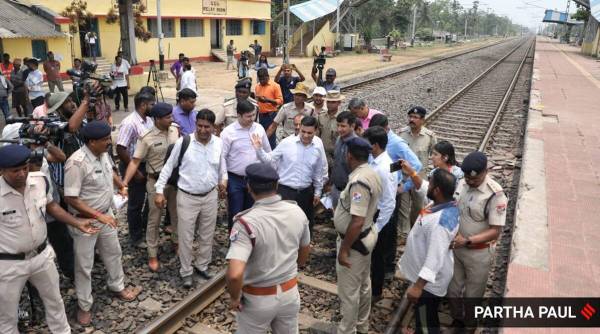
0;0;271;69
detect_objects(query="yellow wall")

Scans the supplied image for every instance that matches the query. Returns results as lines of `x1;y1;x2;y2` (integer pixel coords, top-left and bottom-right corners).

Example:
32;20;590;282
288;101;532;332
2;36;73;71
305;21;335;57
33;0;271;62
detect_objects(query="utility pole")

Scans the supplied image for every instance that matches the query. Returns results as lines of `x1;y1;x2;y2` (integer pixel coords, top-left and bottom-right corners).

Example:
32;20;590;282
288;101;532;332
336;0;340;49
283;0;290;64
411;4;417;46
157;0;164;70
464;13;468;40
118;0;137;64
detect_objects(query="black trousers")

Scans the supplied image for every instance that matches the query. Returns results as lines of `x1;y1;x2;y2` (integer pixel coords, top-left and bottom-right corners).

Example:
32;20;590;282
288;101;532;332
46;221;75;279
30;96;44;109
120;162;148;243
414;290;442;334
278;184;315;234
371;214;396;297
113;86;128;110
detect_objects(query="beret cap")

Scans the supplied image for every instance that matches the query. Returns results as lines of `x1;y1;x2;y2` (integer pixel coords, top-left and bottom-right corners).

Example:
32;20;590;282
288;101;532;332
461;151;488;176
235;78;252;90
245;163;279;183
0;144;30;168
80;120;112;140
407;106;427;117
150;102;173;118
346;137;372;152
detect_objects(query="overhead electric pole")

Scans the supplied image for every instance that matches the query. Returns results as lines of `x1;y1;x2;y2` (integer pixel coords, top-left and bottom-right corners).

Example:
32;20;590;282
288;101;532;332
283;0;290;64
157;0;164;70
336;0;340;49
118;0;137;64
411;4;417;46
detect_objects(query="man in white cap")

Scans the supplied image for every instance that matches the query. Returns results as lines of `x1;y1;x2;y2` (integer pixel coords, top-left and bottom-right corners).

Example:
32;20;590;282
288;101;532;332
310;86;327;114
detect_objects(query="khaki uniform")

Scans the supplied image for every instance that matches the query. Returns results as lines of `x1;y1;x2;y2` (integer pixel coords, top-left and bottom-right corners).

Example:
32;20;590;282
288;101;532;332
317;110;339;168
333;163;382;334
273;102;315;140
64;146;125;312
447;176;507;323
0;173;70;334
399;126;437;227
133;124;180;257
307;101;327;115
226;195;310;333
215;97;259;128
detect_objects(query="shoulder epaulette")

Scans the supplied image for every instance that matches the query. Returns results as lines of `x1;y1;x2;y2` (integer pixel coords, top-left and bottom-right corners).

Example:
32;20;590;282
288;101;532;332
487;180;503;194
421;127;435;136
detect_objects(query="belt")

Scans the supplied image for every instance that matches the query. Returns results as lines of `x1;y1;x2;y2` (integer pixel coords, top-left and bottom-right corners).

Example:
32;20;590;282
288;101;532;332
178;186;215;197
227;171;246;179
467;242;490;250
242;277;297;296
279;184;313;193
0;239;47;260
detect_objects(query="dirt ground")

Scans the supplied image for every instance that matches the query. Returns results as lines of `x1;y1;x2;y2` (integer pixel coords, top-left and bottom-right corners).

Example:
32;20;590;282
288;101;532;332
150;37;502;113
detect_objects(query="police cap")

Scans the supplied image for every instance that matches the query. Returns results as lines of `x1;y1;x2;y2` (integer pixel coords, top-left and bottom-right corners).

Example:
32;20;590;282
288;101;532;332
80;120;112;140
235;78;252;90
150;102;173;118
245;162;279;183
346;137;372;152
0;144;31;168
407;106;427;117
461;151;488;176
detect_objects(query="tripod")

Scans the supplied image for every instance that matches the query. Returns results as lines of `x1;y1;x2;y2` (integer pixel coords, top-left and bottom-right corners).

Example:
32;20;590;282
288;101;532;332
147;60;165;102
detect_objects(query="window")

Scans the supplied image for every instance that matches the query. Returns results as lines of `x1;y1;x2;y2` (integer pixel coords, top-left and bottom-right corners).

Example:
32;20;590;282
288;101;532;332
31;40;48;61
147;18;175;38
251;20;266;35
226;20;242;36
181;19;204;37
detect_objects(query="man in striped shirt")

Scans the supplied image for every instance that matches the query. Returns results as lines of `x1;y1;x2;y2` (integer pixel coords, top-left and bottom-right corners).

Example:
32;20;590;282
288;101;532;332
117;92;155;247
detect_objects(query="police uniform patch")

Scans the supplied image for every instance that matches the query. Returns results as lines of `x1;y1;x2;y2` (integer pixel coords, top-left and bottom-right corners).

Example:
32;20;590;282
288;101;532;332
229;229;240;242
352;192;362;203
496;203;507;214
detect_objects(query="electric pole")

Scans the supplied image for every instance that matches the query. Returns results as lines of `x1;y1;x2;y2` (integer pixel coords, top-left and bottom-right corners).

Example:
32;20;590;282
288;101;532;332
336;0;340;49
283;0;290;64
157;0;164;70
411;4;417;46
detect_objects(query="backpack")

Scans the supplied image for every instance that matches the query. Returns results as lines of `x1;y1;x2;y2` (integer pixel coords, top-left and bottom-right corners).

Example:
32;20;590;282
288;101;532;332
164;134;191;186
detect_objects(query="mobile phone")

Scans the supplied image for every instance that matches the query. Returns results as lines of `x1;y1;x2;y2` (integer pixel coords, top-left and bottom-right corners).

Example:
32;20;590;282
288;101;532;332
390;160;404;173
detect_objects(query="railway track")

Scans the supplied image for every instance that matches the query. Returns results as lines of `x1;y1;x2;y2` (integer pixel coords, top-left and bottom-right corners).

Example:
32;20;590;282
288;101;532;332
135;38;535;334
384;36;536;334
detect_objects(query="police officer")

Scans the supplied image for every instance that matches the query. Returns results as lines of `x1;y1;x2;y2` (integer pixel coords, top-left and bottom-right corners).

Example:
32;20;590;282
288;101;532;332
215;78;258;134
334;137;382;334
399;106;437;226
226;163;311;333
122;102;180;271
447;151;507;331
64;121;141;325
0;144;99;334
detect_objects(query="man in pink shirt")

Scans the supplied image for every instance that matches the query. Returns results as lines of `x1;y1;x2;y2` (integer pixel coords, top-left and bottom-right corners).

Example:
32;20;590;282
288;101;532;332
348;97;382;133
43;51;64;93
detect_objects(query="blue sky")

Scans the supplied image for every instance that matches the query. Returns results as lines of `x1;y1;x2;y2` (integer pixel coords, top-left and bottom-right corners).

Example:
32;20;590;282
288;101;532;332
454;0;575;29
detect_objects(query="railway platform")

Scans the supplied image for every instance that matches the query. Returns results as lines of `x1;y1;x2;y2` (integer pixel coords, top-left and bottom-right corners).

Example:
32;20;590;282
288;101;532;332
505;36;600;308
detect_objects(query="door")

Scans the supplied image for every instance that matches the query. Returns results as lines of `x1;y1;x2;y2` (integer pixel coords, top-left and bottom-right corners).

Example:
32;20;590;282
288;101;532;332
211;19;222;49
79;18;102;57
31;40;48;60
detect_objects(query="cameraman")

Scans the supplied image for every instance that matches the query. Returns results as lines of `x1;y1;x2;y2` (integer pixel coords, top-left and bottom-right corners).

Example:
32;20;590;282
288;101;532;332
311;66;340;92
274;63;305;104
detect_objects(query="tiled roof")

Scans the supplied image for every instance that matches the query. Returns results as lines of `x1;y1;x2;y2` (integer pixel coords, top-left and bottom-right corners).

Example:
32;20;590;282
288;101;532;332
0;0;66;39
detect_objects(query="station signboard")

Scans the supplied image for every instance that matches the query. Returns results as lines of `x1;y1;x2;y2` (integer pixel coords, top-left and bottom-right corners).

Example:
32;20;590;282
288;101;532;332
203;0;227;15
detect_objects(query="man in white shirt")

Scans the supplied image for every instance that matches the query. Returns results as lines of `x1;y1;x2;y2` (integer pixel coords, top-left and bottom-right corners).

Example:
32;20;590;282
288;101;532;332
111;55;130;111
25;58;45;109
179;64;197;94
363;126;398;302
221;99;271;231
398;162;460;334
251;115;326;233
155;109;227;288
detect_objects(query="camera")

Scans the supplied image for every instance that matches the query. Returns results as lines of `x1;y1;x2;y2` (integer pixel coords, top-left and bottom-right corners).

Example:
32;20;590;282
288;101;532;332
67;60;113;104
313;55;326;71
6;117;69;145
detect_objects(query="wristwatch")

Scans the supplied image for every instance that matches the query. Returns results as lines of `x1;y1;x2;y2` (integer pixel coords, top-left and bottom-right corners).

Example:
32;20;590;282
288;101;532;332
465;238;472;246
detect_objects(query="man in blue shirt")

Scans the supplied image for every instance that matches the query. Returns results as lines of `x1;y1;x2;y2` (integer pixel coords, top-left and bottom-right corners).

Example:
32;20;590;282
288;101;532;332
274;64;306;104
369;113;421;277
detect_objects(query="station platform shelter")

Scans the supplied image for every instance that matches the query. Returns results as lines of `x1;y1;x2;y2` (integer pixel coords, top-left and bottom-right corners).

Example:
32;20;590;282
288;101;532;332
505;36;600;327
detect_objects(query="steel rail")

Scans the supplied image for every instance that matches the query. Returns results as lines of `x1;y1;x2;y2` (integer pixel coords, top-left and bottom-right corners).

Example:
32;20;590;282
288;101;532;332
478;39;535;151
424;37;531;125
136;270;227;334
339;38;516;92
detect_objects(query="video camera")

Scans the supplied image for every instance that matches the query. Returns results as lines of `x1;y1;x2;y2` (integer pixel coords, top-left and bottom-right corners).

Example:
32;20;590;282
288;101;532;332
5;117;69;146
313;54;326;71
67;60;113;104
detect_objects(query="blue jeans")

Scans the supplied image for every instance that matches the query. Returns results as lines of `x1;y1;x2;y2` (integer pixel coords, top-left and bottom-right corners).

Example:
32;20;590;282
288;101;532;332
227;172;254;231
0;96;10;120
258;112;277;149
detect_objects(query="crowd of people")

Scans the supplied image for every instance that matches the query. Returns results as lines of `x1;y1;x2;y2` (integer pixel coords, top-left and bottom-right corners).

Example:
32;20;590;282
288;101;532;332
0;49;507;334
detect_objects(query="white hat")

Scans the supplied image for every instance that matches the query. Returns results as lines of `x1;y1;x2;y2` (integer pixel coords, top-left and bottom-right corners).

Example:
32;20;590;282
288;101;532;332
1;123;22;146
313;86;327;96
